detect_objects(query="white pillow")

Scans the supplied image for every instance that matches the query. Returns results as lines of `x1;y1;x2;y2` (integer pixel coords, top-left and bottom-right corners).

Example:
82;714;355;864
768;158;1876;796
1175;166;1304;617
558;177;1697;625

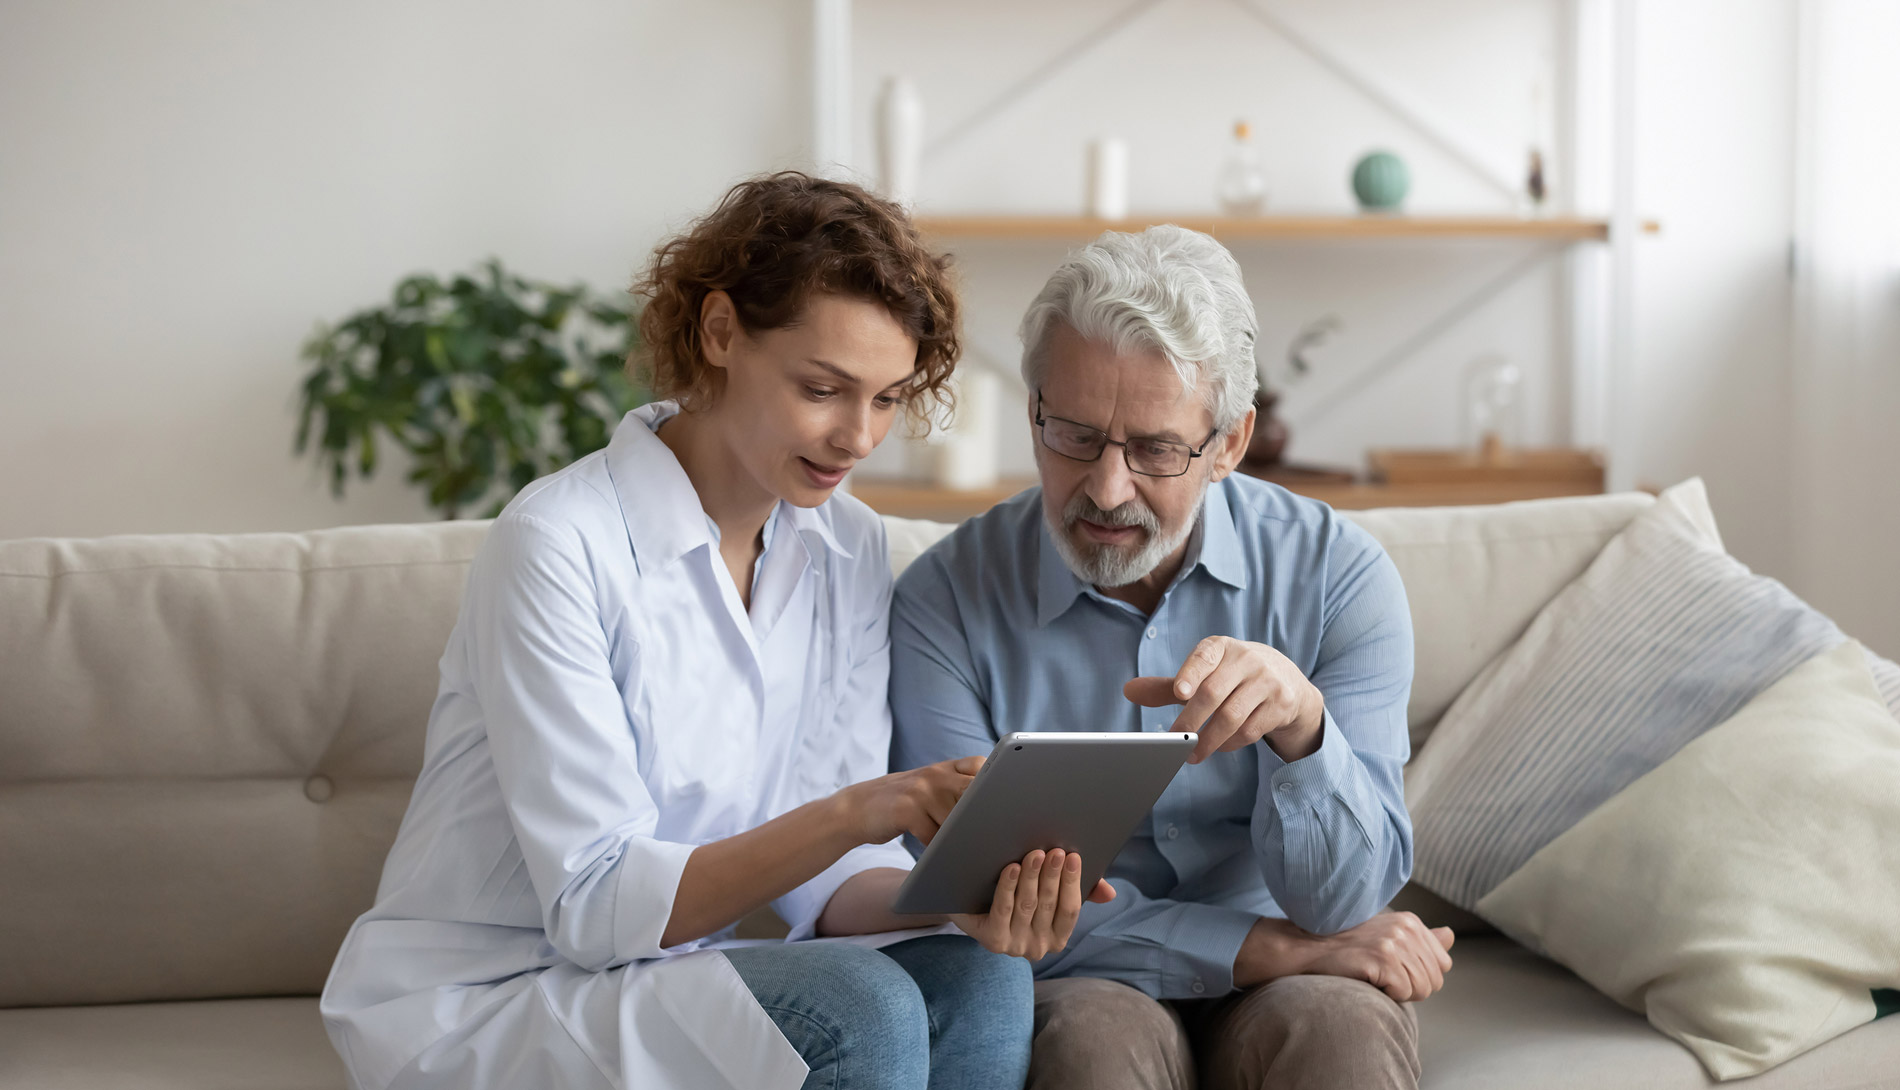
1478;639;1900;1080
1406;480;1850;909
1405;477;1900;1079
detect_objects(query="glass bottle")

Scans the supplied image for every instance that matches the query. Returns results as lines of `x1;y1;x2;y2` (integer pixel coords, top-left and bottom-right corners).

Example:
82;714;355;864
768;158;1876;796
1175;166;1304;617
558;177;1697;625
1217;121;1268;215
1462;354;1524;461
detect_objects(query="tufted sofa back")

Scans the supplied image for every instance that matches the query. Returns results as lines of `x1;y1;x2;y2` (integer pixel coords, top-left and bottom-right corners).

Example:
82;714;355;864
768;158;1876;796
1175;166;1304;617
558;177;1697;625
0;489;1656;1007
0;524;488;1007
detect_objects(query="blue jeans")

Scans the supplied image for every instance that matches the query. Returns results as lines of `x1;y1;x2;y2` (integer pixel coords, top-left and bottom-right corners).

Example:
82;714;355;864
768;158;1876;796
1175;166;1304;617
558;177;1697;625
723;934;1032;1090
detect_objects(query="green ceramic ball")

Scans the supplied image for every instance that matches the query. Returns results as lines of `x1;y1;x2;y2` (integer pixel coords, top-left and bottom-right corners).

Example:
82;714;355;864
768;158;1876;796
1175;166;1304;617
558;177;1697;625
1351;150;1410;211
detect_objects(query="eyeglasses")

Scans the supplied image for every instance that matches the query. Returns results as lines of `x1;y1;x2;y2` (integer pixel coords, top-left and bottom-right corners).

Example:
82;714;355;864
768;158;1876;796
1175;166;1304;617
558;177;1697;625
1034;392;1219;478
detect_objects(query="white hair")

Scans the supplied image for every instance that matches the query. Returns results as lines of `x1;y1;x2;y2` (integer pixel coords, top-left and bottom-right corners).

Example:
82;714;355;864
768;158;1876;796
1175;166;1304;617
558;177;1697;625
1019;225;1259;429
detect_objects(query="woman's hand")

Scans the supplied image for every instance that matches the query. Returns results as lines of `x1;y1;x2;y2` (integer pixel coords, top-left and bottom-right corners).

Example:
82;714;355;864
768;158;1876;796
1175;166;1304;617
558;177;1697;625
949;849;1117;961
835;756;985;846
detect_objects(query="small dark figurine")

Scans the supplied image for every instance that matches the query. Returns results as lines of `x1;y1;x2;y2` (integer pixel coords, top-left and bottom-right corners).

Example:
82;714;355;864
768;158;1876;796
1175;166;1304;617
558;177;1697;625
1527;149;1547;206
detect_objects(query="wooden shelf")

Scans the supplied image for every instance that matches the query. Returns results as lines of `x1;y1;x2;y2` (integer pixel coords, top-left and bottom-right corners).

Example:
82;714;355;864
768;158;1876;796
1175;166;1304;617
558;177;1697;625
1367;446;1606;489
914;214;1660;242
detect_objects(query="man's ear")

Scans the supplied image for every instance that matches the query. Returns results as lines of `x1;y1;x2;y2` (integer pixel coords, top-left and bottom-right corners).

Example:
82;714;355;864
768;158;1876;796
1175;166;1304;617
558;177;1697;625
699;290;740;371
1207;406;1256;483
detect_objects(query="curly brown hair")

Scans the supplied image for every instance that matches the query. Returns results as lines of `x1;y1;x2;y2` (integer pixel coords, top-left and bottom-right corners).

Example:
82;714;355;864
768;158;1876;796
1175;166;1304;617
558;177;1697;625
632;171;960;427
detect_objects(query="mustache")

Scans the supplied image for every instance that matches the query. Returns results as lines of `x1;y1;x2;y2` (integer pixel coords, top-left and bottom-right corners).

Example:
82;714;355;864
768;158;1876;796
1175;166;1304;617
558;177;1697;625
1063;494;1159;534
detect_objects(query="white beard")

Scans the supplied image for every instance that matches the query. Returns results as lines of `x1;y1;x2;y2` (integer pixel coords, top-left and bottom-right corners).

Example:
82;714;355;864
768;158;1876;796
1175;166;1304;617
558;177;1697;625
1045;488;1202;588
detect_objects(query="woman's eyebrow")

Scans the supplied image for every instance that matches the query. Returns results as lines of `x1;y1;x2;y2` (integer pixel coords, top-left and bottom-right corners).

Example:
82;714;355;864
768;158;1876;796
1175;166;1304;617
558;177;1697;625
807;358;911;392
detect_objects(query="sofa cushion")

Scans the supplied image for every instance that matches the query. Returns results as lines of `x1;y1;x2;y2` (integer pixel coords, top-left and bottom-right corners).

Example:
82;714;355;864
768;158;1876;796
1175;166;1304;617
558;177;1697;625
1416;937;1900;1090
0;997;345;1090
0;524;488;1006
1343;491;1658;751
1407;480;1847;911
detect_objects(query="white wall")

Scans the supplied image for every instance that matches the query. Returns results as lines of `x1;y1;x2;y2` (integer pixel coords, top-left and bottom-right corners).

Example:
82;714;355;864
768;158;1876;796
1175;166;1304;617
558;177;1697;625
0;0;809;538
0;0;1834;628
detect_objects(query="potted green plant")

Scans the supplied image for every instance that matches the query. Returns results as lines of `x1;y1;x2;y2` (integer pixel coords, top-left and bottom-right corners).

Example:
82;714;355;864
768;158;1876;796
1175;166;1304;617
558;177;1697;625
296;260;644;519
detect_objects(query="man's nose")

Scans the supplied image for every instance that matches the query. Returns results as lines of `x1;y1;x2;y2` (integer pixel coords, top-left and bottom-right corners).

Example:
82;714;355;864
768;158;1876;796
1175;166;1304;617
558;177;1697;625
1083;447;1139;512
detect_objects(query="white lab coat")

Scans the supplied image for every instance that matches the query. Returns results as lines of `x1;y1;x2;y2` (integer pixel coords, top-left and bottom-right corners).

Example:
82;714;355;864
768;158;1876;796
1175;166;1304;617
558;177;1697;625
320;402;920;1090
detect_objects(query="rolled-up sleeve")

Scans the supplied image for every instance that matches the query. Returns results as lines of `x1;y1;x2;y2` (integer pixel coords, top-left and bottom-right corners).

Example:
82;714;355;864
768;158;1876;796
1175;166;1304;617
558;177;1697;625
467;513;695;971
774;516;915;940
1250;535;1414;935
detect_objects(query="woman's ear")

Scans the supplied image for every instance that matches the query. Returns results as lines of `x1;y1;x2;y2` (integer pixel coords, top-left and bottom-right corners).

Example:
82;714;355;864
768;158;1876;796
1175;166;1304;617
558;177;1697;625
1207;407;1256;483
699;290;740;372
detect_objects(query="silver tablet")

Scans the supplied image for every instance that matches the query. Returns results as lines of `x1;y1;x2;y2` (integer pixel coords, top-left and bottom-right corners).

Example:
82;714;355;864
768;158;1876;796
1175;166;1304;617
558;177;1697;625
890;731;1197;916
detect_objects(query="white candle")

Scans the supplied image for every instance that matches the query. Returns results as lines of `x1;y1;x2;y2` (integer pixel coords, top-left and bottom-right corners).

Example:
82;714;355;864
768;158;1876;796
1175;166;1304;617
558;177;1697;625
1087;137;1129;220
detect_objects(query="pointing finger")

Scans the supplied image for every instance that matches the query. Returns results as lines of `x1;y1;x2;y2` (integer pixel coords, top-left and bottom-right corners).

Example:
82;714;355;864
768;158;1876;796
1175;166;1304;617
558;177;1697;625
1123;676;1184;707
1172;637;1228;702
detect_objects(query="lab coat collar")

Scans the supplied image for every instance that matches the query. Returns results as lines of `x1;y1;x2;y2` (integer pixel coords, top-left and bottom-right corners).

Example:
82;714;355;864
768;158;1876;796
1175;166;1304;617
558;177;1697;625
606;402;714;573
605;402;852;573
1034;478;1247;627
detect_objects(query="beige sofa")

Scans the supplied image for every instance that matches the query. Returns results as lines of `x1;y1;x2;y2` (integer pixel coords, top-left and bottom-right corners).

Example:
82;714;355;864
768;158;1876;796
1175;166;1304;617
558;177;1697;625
3;491;1895;1089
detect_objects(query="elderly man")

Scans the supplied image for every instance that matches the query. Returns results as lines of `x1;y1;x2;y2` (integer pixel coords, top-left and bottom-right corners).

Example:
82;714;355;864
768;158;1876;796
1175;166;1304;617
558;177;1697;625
888;226;1453;1090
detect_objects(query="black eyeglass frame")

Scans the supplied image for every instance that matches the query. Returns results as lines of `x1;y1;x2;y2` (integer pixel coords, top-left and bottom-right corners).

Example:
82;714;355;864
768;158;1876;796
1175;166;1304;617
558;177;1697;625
1033;391;1221;479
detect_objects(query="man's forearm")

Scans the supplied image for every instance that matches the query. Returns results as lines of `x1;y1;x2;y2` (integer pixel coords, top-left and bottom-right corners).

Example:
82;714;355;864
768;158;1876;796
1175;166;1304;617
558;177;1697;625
1232;916;1324;988
1263;680;1326;763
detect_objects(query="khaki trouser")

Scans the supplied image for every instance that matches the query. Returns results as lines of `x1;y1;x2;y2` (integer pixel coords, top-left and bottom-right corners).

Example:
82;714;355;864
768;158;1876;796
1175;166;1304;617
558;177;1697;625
1028;975;1420;1090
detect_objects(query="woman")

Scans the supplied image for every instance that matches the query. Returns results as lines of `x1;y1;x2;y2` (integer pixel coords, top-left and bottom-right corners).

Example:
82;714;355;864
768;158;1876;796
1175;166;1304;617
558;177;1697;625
320;173;1109;1090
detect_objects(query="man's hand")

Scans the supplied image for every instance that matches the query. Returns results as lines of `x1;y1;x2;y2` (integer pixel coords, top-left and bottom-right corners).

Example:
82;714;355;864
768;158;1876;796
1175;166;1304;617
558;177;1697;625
1124;636;1325;763
949;848;1117;961
1236;911;1455;1002
836;756;984;846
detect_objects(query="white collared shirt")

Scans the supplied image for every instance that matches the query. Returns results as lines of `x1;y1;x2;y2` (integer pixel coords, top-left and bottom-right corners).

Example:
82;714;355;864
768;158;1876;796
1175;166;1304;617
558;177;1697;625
321;402;910;1090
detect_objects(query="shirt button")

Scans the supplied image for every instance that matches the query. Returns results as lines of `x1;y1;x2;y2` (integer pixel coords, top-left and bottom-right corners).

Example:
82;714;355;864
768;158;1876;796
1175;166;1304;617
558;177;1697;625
1277;782;1292;793
1191;979;1206;995
1166;825;1179;840
303;775;334;803
1145;626;1158;640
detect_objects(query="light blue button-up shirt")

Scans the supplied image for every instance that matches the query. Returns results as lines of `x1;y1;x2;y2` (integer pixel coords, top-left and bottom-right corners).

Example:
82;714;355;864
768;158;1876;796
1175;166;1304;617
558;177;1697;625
889;474;1414;1001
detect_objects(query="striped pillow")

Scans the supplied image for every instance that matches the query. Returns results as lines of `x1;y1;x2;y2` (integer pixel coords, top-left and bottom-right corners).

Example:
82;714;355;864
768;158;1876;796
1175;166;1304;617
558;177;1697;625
1406;478;1899;909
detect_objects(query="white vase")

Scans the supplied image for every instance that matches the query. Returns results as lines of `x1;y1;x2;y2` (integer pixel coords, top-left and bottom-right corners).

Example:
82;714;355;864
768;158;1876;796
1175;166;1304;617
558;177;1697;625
1087;137;1129;220
877;77;923;208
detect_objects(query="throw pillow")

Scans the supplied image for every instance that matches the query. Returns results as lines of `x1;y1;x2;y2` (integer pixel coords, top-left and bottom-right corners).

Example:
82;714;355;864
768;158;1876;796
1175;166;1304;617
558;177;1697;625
1405;479;1849;908
1404;478;1900;1078
1477;639;1900;1079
